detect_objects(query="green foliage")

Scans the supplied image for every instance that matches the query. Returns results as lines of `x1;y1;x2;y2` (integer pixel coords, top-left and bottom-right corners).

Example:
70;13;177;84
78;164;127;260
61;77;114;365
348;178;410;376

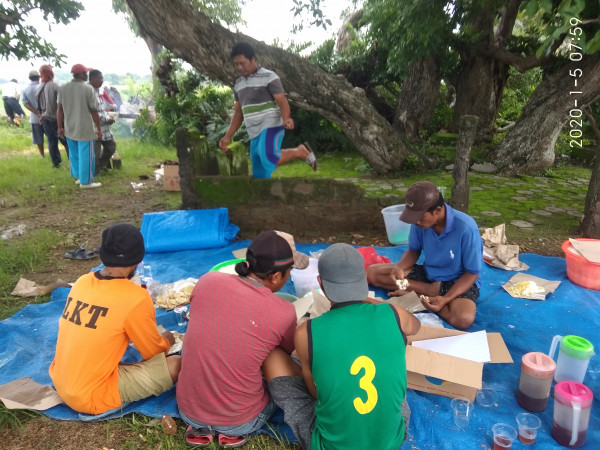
133;67;236;146
497;67;542;123
217;141;248;176
524;0;600;57
309;39;337;72
0;0;83;65
282;106;358;153
426;83;454;134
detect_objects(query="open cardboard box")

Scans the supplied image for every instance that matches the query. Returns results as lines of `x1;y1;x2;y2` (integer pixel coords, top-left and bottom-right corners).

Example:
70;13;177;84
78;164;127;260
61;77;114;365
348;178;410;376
163;164;180;191
406;325;513;401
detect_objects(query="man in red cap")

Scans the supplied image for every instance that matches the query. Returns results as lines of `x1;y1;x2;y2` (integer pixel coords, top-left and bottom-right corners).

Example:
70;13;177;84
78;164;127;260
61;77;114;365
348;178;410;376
57;64;102;188
37;64;70;168
367;181;483;329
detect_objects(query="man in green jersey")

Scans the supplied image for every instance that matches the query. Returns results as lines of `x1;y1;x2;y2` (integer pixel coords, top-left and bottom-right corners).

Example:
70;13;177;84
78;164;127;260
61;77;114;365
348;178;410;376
265;243;421;449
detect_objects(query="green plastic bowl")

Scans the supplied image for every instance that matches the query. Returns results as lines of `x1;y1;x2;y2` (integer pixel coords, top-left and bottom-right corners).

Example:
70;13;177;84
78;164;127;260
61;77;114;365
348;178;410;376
210;258;245;272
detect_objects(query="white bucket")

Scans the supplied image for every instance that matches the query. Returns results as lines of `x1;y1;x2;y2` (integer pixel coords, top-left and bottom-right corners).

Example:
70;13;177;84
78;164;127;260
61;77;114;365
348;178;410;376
291;258;320;298
381;204;411;245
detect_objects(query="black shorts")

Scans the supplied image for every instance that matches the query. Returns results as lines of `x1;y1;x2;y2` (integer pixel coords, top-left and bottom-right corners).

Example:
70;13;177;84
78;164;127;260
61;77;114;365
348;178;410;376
407;264;480;302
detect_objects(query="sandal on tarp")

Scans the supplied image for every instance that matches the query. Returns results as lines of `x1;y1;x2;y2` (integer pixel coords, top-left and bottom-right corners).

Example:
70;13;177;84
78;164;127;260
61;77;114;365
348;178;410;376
64;246;97;260
185;425;215;447
218;433;248;448
303;142;318;171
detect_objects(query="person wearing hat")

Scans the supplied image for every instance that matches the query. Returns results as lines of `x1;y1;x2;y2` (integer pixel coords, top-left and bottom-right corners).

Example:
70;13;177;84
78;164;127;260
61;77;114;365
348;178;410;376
20;70;45;158
1;78;25;125
177;230;309;448
57;63;102;187
265;243;421;449
37;64;70;168
367;181;483;330
49;223;181;415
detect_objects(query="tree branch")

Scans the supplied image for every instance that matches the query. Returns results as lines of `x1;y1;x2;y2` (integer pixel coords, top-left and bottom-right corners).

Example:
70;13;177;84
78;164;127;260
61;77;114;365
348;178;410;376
482;34;564;72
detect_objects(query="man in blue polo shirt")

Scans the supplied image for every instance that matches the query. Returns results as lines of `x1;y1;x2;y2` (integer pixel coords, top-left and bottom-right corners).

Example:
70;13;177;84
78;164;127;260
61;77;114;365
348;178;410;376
367;181;482;329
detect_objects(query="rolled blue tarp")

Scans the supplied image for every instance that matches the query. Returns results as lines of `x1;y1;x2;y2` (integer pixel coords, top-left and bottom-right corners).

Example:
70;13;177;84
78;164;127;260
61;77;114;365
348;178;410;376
140;208;240;252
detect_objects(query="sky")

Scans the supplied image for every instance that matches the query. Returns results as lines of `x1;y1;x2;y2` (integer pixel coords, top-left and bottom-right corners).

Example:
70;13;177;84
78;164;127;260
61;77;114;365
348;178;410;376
0;0;353;81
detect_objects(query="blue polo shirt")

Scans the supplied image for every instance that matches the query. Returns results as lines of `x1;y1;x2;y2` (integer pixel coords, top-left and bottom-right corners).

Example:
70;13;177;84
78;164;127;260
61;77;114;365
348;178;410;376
408;204;482;287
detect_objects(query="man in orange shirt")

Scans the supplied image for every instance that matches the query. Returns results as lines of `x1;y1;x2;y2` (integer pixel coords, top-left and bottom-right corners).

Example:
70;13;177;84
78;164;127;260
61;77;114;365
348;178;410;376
49;223;181;415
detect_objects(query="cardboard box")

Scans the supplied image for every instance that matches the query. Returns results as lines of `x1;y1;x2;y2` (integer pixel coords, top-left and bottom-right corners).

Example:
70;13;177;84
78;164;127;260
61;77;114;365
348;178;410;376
406;325;513;401
163;164;180;191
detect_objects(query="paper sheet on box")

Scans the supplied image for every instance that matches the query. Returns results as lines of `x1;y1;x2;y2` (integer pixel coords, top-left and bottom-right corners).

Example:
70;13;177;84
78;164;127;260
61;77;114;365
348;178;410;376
412;330;491;363
292;292;313;321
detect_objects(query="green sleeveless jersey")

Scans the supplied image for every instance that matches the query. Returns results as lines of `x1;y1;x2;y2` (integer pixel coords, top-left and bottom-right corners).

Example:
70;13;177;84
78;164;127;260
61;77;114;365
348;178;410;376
309;302;407;450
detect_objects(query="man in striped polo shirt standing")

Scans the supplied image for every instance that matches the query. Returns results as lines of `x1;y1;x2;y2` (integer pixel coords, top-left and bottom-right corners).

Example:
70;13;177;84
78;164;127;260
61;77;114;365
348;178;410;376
219;42;317;178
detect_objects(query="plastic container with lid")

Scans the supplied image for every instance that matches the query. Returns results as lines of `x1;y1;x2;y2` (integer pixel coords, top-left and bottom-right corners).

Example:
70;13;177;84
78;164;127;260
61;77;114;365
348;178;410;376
549;335;595;383
552;381;593;448
291;258;320;298
516;352;556;412
381;205;411;245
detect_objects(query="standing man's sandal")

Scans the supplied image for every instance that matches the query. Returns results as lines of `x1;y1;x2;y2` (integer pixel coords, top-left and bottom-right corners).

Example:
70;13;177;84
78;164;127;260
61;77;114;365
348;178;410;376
303;142;317;171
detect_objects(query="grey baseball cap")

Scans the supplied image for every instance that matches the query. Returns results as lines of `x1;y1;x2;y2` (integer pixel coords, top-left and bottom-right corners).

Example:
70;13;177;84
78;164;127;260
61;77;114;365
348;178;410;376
318;243;368;303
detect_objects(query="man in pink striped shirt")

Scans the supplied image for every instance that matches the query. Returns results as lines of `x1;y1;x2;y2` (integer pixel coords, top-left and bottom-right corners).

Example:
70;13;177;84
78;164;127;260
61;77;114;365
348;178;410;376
177;230;308;448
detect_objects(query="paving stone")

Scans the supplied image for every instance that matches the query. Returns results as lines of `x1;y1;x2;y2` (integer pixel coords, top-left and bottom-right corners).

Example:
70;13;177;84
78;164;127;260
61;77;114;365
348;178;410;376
534;177;549;183
531;209;553;216
471;186;485;191
556;182;570;186
512;196;529;201
482;211;502;217
511;220;534;228
567;210;583;217
516;190;534;194
379;184;393;190
563;206;580;212
545;206;566;213
542;196;557;201
505;182;526;186
471;162;498;173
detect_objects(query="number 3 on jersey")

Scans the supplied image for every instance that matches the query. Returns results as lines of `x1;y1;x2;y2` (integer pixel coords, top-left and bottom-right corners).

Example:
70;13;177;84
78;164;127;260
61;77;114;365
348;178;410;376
350;355;378;414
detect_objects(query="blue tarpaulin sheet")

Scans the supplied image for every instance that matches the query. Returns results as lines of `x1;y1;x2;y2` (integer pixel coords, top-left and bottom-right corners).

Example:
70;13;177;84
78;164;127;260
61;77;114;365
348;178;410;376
0;242;598;449
140;208;240;253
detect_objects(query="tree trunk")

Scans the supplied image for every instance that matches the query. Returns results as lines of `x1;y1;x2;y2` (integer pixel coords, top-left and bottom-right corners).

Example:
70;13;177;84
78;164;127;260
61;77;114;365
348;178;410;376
393;57;440;140
124;0;412;173
579;107;600;238
450;115;479;212
450;0;519;143
451;55;509;143
579;153;600;238
494;53;600;174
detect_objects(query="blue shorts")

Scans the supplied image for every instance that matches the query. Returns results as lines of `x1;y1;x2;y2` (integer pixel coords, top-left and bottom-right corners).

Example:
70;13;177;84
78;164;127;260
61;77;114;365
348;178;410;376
178;396;278;436
250;126;285;178
31;122;44;145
